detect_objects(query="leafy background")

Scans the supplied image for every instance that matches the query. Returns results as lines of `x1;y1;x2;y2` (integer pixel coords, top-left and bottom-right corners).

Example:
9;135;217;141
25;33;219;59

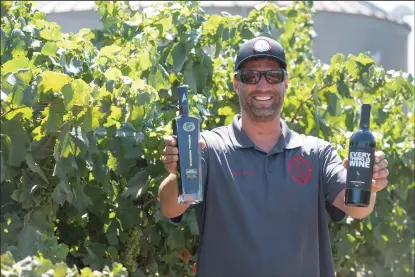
1;1;414;276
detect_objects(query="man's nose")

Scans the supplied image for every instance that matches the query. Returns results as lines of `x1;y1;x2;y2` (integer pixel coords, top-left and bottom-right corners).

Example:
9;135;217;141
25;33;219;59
255;74;269;90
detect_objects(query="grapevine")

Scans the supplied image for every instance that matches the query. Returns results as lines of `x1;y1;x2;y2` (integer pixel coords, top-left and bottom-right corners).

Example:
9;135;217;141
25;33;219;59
0;1;413;276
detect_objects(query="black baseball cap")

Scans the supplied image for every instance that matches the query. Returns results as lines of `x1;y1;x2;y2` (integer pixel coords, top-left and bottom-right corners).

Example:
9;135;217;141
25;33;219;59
234;36;287;71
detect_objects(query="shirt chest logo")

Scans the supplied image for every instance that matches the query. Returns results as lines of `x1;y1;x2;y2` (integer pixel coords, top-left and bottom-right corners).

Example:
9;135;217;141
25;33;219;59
231;170;255;176
288;156;312;185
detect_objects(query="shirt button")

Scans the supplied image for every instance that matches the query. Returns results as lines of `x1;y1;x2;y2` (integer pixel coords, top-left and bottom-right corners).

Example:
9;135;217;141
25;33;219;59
268;169;272;173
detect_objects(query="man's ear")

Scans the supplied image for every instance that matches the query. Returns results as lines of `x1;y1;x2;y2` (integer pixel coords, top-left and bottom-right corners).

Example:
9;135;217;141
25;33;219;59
284;73;289;89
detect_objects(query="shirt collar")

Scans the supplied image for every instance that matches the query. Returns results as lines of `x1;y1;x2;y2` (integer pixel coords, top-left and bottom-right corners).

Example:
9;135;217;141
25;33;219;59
228;114;302;151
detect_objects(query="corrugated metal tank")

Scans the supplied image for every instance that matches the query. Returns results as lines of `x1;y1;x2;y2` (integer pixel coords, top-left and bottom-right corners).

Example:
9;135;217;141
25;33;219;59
312;10;411;72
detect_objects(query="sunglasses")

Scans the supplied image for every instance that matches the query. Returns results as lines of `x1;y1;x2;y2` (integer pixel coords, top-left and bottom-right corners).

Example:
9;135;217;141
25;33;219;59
236;69;287;84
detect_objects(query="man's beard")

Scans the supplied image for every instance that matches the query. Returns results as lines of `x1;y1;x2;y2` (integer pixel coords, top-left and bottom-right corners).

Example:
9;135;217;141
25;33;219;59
238;87;284;122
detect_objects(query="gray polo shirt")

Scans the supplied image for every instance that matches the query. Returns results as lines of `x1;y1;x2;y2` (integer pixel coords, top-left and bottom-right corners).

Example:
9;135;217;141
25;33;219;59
174;114;347;277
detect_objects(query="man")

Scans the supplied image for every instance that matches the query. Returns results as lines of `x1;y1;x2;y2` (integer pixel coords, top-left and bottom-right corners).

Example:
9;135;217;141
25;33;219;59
159;36;389;277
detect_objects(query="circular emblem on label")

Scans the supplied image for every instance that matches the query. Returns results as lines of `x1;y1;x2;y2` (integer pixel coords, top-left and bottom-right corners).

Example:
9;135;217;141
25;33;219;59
288;156;312;185
183;122;195;132
253;39;271;52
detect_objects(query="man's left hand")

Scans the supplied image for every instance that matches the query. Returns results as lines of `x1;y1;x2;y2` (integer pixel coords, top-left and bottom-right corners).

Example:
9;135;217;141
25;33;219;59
343;151;389;193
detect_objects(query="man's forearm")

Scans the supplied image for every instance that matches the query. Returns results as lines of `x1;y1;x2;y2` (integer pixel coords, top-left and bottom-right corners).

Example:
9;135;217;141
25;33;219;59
334;189;376;219
158;173;190;218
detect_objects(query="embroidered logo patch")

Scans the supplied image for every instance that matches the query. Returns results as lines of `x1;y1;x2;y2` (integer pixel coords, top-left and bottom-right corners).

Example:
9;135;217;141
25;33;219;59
253;39;271;52
288;156;312;185
232;170;255;176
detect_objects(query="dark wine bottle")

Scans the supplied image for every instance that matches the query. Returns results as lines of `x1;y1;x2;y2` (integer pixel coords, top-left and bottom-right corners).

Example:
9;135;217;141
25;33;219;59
172;85;203;204
345;104;376;207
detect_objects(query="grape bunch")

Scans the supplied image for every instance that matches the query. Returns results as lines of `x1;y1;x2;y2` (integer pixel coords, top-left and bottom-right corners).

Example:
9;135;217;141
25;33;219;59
119;225;141;273
29;185;58;223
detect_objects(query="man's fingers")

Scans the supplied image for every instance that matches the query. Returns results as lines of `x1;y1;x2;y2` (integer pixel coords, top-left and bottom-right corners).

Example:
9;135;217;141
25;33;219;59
372;178;388;191
162;155;178;163
165;135;205;149
165;163;177;174
163;146;179;155
374;158;388;171
163;135;177;146
162;154;178;174
373;168;389;179
375;151;385;163
162;135;205;175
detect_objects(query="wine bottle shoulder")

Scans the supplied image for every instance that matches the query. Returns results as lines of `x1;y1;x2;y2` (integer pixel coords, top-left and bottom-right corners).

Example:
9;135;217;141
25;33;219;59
349;129;376;148
177;114;200;123
176;115;200;135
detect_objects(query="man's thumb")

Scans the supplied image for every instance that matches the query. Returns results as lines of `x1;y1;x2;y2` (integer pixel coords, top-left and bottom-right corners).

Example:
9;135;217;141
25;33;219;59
343;159;349;169
199;139;206;149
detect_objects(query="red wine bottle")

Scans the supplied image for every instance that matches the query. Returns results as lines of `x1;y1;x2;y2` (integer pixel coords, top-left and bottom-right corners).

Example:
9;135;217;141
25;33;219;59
345;104;376;207
172;85;203;204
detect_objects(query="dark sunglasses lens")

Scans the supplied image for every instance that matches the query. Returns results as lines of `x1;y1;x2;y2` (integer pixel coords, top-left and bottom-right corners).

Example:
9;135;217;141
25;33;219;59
242;71;260;84
266;70;284;83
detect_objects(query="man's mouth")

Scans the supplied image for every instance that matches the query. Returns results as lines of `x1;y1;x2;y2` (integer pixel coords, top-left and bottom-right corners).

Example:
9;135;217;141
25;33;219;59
253;96;273;101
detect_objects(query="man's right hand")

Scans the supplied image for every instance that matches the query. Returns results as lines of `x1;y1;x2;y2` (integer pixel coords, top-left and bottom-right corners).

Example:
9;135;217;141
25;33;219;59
159;135;206;218
162;135;206;174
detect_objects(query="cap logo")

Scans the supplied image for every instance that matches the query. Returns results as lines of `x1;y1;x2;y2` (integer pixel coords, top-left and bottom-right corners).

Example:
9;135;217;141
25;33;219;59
253;39;271;52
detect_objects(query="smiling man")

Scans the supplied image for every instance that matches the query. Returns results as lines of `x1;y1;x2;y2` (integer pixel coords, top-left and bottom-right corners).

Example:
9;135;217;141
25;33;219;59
159;36;389;277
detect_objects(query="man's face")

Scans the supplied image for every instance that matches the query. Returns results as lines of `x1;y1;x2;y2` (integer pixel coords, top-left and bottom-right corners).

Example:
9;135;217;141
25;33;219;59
233;58;288;122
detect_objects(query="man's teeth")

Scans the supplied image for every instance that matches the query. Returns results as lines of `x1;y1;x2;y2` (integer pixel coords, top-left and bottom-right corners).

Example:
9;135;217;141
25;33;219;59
253;96;272;101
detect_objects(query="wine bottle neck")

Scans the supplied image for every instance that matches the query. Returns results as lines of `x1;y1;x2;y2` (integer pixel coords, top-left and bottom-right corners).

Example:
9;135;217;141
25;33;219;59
178;85;189;116
180;106;189;115
360;104;371;130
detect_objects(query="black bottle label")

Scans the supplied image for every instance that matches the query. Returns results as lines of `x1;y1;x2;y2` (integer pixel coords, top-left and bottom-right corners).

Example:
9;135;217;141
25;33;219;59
346;146;375;191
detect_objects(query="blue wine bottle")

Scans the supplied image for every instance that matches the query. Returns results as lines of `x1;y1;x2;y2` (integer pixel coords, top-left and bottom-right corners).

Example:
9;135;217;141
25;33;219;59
172;85;203;204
